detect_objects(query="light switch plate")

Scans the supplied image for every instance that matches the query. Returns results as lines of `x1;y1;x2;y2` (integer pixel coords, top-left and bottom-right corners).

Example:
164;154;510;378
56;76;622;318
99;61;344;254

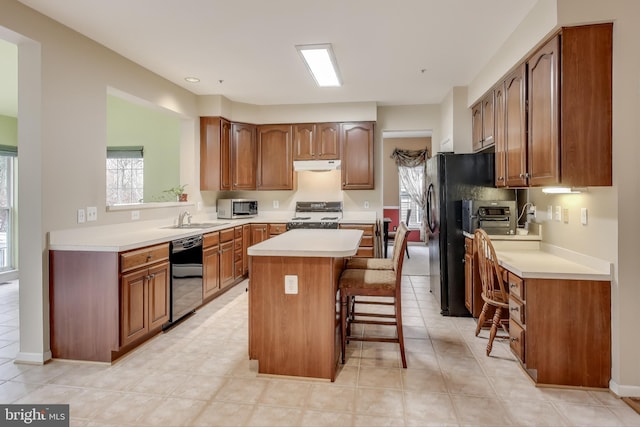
581;208;588;225
364;201;369;209
273;200;279;208
131;210;140;220
284;275;298;294
547;205;553;220
77;208;86;223
86;206;97;221
554;206;562;221
562;208;569;223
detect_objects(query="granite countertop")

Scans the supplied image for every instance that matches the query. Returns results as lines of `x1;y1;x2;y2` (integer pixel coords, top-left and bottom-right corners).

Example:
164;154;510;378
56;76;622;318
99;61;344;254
247;229;363;258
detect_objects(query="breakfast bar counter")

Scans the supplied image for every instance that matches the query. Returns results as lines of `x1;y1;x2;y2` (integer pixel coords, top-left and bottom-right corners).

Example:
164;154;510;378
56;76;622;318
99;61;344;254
248;229;363;381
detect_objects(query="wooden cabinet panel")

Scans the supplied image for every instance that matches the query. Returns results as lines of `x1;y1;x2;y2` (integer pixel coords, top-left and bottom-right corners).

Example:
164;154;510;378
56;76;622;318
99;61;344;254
120;268;148;347
494;83;506;187
251;223;269;245
293;123;315;160
200;117;231;191
464;253;473;313
120;243;169;273
220;228;235;243
268;223;287;236
507;271;525;301
509;319;525;362
257;124;294;190
509;295;525;326
316;123;340;159
339;223;374;258
340;122;374;190
147;261;170;331
527;35;560;187
219;240;235;288
242;224;251;275
203;245;220;299
504;65;528;187
471;103;483;152
234;226;244;281
472;92;495;152
231;122;257;190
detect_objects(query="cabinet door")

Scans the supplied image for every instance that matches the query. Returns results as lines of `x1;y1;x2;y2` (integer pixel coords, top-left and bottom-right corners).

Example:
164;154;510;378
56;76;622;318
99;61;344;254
257;124;293;190
292;123;316;160
494;82;506;187
481;91;495;148
527;35;560;186
242;224;251;274
219;240;235;288
316;123;339;160
220;118;232;190
200;117;222;191
341;122;374;190
471;103;483;152
120;268;148;347
251;223;268;245
504;64;528;187
203;245;220;299
231;122;257;190
147;261;170;331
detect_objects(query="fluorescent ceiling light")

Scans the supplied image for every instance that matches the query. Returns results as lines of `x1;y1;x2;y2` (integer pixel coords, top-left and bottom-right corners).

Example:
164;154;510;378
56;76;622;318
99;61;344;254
296;44;341;87
541;187;583;194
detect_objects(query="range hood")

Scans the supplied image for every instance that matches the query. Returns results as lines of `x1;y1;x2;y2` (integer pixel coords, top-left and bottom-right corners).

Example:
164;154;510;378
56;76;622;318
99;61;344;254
293;159;341;171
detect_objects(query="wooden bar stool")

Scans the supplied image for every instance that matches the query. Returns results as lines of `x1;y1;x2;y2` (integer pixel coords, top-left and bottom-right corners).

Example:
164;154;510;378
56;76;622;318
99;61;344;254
339;223;410;368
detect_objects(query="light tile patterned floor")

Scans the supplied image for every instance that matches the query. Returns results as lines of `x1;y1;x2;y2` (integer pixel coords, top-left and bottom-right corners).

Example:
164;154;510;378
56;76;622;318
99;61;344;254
0;269;639;426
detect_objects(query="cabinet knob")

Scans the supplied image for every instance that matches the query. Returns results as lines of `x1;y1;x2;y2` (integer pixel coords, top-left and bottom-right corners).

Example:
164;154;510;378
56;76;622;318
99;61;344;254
510;337;519;342
498;177;504;181
510;283;517;288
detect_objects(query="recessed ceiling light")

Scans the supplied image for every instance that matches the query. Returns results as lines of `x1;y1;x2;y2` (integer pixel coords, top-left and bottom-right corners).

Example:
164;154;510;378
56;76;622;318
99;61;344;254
295;44;341;87
184;76;200;83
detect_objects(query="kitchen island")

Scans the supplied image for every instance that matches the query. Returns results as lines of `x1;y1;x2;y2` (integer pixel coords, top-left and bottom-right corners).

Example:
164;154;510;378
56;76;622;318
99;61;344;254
247;229;363;381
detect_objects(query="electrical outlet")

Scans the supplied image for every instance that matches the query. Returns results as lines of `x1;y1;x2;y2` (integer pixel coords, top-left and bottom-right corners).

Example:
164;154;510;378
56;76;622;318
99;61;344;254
581;208;588;225
364;201;369;209
554;206;562;221
530;205;537;219
77;208;86;223
131;210;140;220
273;200;279;209
284;275;298;294
197;201;203;211
562;208;569;223
86;206;97;221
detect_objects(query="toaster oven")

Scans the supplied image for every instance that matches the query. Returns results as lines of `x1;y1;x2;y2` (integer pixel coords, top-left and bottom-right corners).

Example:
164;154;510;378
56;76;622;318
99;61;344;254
217;199;258;219
462;199;517;235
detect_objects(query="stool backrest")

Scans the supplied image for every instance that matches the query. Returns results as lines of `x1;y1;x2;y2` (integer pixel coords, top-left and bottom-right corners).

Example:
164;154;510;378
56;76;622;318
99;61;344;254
473;228;508;304
392;222;409;273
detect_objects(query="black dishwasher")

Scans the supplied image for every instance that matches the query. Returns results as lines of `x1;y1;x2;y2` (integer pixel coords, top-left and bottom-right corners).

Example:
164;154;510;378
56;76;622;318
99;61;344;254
166;234;203;328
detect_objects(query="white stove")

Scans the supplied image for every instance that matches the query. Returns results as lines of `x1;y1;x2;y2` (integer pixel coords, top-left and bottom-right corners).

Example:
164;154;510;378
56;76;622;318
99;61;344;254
286;202;343;230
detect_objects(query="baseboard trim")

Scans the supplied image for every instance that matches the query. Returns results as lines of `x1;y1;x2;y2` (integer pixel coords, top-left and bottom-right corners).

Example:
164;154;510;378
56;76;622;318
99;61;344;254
14;351;52;365
610;379;640;397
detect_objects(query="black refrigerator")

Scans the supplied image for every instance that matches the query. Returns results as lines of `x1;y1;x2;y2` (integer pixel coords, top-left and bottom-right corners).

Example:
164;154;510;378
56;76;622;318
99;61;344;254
426;152;514;316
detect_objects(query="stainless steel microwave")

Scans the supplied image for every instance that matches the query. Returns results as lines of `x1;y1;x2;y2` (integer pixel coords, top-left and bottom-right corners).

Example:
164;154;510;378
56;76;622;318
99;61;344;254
217;199;258;219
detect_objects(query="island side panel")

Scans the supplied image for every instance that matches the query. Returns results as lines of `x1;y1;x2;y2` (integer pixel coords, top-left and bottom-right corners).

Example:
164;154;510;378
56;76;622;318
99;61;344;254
249;255;343;380
49;250;119;362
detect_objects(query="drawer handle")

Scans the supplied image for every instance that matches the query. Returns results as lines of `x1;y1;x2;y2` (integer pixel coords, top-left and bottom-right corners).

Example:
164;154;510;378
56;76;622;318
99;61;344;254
510;283;517;288
510;307;519;312
146;254;153;261
510;337;519;342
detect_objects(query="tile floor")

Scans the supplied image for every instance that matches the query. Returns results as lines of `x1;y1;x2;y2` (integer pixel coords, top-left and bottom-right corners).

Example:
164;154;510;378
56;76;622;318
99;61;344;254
0;269;639;426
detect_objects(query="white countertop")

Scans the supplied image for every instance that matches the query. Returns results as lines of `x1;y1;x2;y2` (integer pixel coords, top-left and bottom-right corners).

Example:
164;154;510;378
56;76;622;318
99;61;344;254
248;229;363;258
48;214;377;252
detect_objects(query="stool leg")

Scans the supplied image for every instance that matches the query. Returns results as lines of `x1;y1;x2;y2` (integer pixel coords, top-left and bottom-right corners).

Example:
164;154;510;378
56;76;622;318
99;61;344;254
475;302;489;337
486;306;503;356
396;297;407;368
341;292;348;364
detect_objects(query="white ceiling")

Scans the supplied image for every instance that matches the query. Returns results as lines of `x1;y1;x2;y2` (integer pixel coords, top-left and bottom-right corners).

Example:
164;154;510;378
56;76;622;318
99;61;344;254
2;0;539;116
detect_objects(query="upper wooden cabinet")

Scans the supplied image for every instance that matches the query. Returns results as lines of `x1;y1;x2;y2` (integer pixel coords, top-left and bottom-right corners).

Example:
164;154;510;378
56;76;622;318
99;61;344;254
200;117;231;191
231;122;257;190
487;23;612;188
292;123;340;160
340;122;375;190
472;91;495;152
257;124;294;190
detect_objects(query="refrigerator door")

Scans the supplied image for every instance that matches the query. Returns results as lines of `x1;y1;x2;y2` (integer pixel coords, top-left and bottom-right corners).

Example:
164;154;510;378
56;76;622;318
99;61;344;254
427;152;514;316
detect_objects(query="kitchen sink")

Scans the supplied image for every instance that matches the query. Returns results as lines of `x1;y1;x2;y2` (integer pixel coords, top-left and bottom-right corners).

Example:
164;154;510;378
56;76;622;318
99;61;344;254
163;222;229;229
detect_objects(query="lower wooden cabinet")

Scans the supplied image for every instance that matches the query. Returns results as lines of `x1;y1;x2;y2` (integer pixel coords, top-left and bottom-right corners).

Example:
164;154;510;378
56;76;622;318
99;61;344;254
203;231;220;300
339;223;375;257
506;270;611;388
251;223;269;245
119;244;170;348
219;229;235;289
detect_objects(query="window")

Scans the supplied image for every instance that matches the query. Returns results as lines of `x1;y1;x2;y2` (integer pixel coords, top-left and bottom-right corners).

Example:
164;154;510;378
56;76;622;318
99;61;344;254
398;165;424;230
106;146;144;205
0;145;16;271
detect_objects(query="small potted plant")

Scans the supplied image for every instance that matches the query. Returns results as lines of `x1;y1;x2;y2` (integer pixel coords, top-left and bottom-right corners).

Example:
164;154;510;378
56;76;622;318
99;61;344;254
164;184;188;202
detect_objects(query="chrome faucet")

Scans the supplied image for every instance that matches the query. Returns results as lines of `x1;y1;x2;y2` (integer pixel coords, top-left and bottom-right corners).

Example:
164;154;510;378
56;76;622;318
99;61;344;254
178;210;192;227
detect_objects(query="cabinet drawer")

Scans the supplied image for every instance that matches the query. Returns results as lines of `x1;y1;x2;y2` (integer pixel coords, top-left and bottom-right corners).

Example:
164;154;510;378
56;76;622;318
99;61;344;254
509;296;525;326
360;236;374;247
268;223;287;235
234;260;243;278
120;243;169;273
234;226;243;239
220;228;235;243
203;231;219;248
340;224;374;236
508;272;525;301
509;319;525;362
234;238;242;250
